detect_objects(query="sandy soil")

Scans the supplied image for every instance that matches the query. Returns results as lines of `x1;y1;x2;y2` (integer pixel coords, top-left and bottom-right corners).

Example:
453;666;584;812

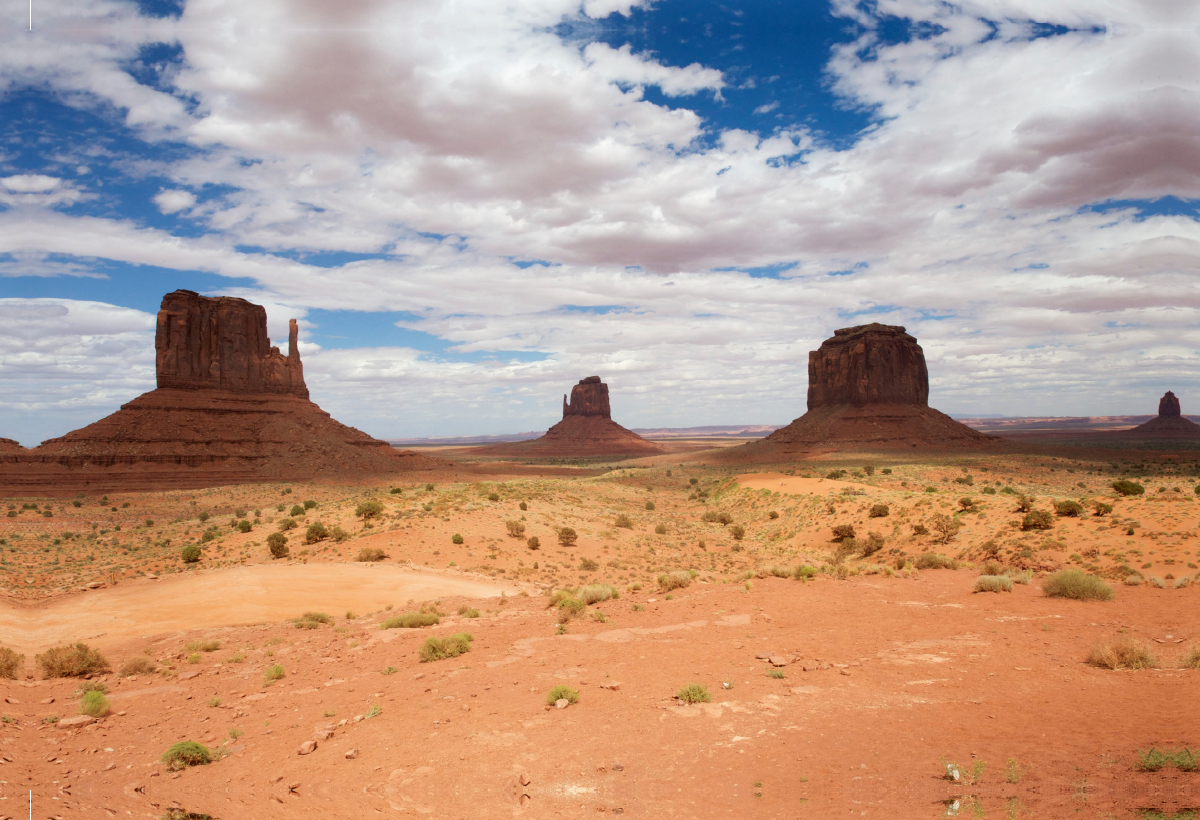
0;570;1194;819
0;564;520;655
735;472;882;496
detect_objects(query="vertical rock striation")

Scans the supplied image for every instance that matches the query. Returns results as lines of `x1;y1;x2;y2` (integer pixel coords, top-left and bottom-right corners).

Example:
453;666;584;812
807;324;928;409
155;290;308;398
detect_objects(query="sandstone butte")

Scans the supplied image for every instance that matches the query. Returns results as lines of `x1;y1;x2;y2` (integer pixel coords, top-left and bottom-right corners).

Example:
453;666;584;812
1126;390;1200;437
731;323;1001;458
476;376;664;457
0;290;441;494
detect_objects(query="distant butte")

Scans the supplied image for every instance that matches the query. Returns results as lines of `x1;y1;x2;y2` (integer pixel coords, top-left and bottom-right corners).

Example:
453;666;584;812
732;323;1000;457
1125;391;1200;437
477;376;664;457
0;290;441;495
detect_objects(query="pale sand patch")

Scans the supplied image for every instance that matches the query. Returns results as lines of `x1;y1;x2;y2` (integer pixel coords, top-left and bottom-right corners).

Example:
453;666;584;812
0;563;519;654
734;473;878;496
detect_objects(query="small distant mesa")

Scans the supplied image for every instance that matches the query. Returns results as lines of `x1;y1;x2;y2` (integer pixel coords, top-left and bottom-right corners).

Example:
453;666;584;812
736;323;999;456
477;376;663;457
1127;391;1200;437
0;290;440;494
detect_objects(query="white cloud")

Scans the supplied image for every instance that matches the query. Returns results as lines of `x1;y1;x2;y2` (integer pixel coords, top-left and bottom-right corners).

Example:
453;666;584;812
153;189;197;214
2;175;62;193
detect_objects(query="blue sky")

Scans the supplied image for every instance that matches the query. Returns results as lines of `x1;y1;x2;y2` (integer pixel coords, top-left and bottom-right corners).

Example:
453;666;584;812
0;0;1197;444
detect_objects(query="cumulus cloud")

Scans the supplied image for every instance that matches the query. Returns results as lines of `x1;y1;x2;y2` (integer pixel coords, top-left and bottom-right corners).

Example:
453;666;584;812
0;0;1197;441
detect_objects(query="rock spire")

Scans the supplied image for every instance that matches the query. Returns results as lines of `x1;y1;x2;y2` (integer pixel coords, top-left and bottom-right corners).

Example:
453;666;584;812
562;376;612;419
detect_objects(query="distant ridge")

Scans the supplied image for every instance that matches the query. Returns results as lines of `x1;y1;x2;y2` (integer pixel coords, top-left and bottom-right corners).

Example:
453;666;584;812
387;423;786;447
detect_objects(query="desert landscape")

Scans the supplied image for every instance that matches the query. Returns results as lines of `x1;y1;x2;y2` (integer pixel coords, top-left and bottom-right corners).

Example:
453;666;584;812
0;307;1196;819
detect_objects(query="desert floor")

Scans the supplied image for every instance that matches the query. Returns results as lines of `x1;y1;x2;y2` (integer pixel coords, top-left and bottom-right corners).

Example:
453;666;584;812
0;449;1198;818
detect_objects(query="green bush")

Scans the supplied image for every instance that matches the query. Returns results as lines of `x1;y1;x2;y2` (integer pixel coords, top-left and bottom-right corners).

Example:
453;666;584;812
79;690;110;718
614;513;633;529
825;469;847;480
356;501;384;520
1021;510;1054;530
36;643;109;678
236;520;252;533
527;536;540;549
545;685;579;706
381;612;441;629
519;501;527;511
645;500;655;511
869;504;889;518
161;741;211;771
1112;480;1144;496
452;533;464;544
1054;500;1084;517
390;487;403;494
658;570;693;591
198;511;210;523
266;532;288;559
555;596;585;622
356;547;386;562
859;532;885;557
0;647;24;679
579;557;599;572
974;575;1013;593
702;511;733;525
914;553;957;570
277;517;297;531
304;522;329;544
303;500;317;509
1042;569;1114;601
181;545;202;563
793;564;817;581
557;527;577;546
676;683;711;704
418;633;473;663
1092;501;1113;516
831;524;856;541
290;504;305;516
729;524;746;540
263;664;285;683
506;520;527;537
487;492;500;501
1135;748;1173;772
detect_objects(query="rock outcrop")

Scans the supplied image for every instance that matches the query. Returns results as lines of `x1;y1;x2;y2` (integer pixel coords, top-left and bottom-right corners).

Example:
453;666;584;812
477;376;663;458
731;324;1000;457
807;323;928;409
0;291;443;494
1127;391;1200;437
156;290;308;397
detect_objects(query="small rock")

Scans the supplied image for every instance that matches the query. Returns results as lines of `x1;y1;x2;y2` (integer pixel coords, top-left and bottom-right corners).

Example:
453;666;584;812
596;766;607;774
104;762;116;771
840;670;851;677
345;749;358;760
768;656;789;667
755;653;770;660
519;794;531;806
40;697;54;705
57;715;95;728
313;729;334;741
354;715;364;722
612;763;624;772
298;740;317;755
3;698;17;705
555;698;569;710
460;704;470;712
599;682;620;691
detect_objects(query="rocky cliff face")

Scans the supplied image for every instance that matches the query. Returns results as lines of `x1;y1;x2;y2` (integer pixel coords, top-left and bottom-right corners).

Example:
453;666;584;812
155;290;307;398
563;376;611;419
1158;391;1181;417
807;323;928;409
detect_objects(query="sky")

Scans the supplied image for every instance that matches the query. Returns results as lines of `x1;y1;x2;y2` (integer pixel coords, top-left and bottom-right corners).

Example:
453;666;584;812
1;0;1197;446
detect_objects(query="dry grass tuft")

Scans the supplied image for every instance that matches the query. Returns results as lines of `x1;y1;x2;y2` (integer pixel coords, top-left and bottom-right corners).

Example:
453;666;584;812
36;643;109;679
381;612;440;629
0;647;23;680
419;633;473;663
119;656;156;677
974;575;1013;593
1042;569;1114;601
1087;637;1158;670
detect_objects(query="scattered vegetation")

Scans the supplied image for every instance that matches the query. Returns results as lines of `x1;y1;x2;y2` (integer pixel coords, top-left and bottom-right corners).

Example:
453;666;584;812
304;522;330;544
557;527;577;546
506;519;527;537
162;741;211;771
181;545;202;563
355;501;384;520
79;690;111;718
1087;638;1158;670
119;656;156;677
868;503;890;518
381;612;441;629
1112;480;1145;496
262;664;285;684
266;532;289;559
676;683;711;704
974;575;1013;593
356;547;387;562
0;647;23;679
658;570;694;591
36;643;109;679
614;514;633;529
451;533;464;544
914;553;957;570
1021;510;1054;530
1054;499;1084;517
546;685;579;706
577;584;619;604
419;632;473;663
1042;569;1114;601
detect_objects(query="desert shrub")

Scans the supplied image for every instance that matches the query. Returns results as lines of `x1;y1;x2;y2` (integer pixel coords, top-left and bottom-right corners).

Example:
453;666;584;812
831;524;856;541
676;683;711;704
1149;576;1166;589
290;504;305;516
729;524;746;540
266;532;289;559
119;656;155;677
833;538;858;562
914;553;957;570
187;640;220;652
1123;574;1144;586
613;513;633;529
425;483;435;491
200;531;216;543
658;570;693;591
869;503;890;518
654;523;667;535
303;499;317;509
1176;748;1199;772
557;527;577;546
263;664;285;683
458;606;480;618
546;685;579;706
355;501;384;520
579;557;599;572
1014;494;1035;512
974;575;1013;593
1091;501;1113;516
519;501;527;511
859;532;885;557
555;596;585;622
161;741;211;771
958;496;977;511
304;522;329;544
760;566;790;579
955;475;974;486
451;533;464;544
911;523;929;536
419;633;473;663
356;547;386;562
36;643;109;678
1182;645;1200;670
793;564;818;581
506;519;527;538
577;584;619;604
930;513;962;544
982;487;996;495
1042;569;1114;601
863;464;875;476
527;536;540;549
1021;510;1054;531
825;469;847;480
487;492;500;502
702;510;733;525
1112;480;1145;496
236;520;252;533
1135;748;1173;772
181;545;202;563
390;487;403;494
1054;499;1084;517
980;559;1003;576
79;690;110;718
381;612;440;629
644;500;655;511
1087;637;1157;670
0;647;23;679
197;511;210;523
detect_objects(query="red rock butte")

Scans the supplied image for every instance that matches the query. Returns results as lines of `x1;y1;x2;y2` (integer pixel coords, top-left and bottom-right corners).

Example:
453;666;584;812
0;290;440;495
476;376;663;457
1126;391;1200;437
734;323;999;457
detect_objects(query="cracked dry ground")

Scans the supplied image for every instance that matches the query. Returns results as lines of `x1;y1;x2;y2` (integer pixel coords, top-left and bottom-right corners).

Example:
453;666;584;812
1;571;1196;820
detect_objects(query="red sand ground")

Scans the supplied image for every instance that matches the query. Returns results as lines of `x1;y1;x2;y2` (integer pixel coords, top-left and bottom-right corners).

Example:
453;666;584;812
0;570;1193;818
